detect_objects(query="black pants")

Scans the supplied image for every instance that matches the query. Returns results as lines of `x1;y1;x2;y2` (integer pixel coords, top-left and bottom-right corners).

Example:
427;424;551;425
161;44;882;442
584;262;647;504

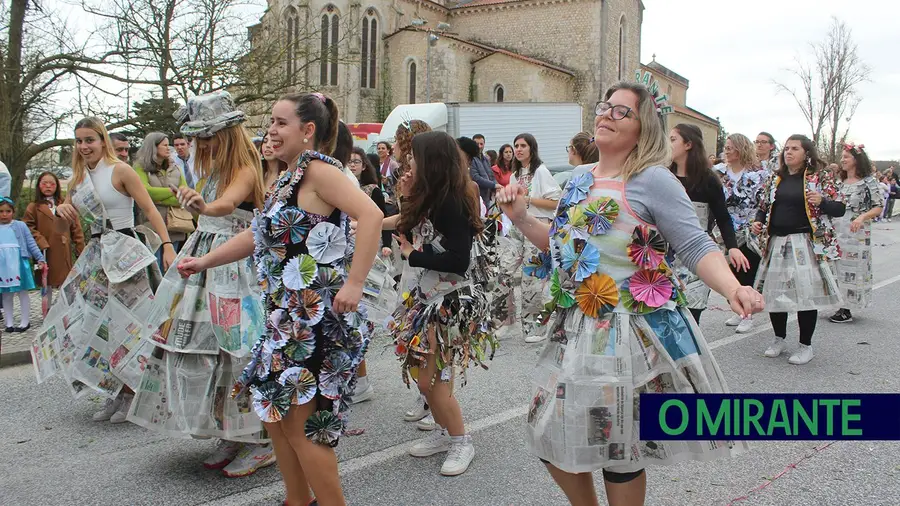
732;245;761;288
689;308;703;324
770;310;817;345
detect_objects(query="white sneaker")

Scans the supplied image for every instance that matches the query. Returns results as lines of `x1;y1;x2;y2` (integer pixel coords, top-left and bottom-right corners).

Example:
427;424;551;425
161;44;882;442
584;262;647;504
203;440;244;470
109;394;133;424
524;333;548;343
788;344;814;365
222;444;277;478
735;318;754;334
725;314;742;326
441;435;475;476
404;399;430;422
763;337;787;358
92;395;122;422
416;413;436;431
350;376;374;404
408;429;451;457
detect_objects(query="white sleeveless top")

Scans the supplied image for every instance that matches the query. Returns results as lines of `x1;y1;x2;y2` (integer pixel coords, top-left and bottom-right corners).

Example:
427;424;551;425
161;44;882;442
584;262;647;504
88;158;134;230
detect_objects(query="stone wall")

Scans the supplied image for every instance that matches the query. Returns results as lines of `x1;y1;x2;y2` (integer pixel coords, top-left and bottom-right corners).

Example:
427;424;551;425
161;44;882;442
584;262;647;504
669;112;719;156
472;53;573;103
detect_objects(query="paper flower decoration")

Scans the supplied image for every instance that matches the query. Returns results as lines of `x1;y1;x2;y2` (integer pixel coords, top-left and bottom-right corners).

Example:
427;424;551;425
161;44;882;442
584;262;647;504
550;270;576;308
270;207;311;244
581;197;619;235
283;254;318;291
560;171;593;208
550;211;569;237
256;255;283;294
627;225;666;270
251;381;291;423
523;251;553;280
310;267;342;306
318;351;353;399
561;238;601;282
287;289;325;326
575;273;619;318
277;366;317;405
307;222;347;264
343;306;369;329
627;269;672;309
282;322;315;361
305;410;344;446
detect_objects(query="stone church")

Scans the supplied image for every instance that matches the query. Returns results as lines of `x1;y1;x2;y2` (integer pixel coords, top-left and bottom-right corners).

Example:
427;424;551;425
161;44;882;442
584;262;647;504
247;0;646;130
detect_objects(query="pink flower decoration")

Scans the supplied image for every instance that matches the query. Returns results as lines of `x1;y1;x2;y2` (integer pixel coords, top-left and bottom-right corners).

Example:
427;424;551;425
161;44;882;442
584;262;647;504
628;269;672;308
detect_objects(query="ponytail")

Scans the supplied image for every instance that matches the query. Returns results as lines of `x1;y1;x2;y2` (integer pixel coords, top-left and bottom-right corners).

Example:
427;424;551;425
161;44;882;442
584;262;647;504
279;92;341;156
319;96;339;157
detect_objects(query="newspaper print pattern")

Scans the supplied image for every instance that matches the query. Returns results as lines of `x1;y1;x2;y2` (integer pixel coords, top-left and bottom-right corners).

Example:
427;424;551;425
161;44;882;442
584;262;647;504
754;233;843;313
30;168;161;399
525;168;747;474
128;178;267;440
833;176;881;309
669;202;712;310
713;163;767;254
389;217;497;389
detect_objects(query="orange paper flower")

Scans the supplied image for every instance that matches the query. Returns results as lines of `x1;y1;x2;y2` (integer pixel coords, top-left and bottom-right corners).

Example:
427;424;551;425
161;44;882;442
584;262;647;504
575;273;619;318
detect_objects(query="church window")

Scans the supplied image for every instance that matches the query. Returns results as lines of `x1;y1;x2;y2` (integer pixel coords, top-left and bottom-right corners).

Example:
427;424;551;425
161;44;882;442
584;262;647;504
320;7;340;86
285;7;300;81
617;16;626;80
494;84;505;102
408;61;417;104
361;10;378;89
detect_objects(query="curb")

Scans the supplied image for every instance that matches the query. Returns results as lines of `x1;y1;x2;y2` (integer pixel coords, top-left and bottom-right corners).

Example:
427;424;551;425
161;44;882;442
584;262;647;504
0;350;31;369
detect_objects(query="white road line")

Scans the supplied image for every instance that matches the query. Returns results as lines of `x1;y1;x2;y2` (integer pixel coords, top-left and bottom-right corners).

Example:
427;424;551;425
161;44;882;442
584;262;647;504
202;273;900;505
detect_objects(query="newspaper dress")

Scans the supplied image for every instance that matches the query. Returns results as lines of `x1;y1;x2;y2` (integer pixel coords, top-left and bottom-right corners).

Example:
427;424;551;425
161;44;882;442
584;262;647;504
30;163;161;399
128;178;266;439
389;215;498;389
232;151;372;447
713;164;766;256
834;176;882;309
671;203;712;310
526;170;746;474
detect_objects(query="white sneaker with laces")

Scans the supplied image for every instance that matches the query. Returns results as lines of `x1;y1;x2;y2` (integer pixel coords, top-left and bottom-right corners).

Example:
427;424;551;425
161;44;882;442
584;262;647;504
408;429;451;457
350;376;374;404
222;444;277;478
763;337;787;358
203;440;244;470
441;435;475;476
735;317;754;334
92;396;123;422
109;393;133;424
725;314;742;326
416;413;436;431
524;333;548;343
404;399;430;422
788;344;814;365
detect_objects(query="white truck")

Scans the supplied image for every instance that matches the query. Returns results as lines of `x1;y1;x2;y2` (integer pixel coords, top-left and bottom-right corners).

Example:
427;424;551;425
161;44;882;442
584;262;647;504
376;102;583;169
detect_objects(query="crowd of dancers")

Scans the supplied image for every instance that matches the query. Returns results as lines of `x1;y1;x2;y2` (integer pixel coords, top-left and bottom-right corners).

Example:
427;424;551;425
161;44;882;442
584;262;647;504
25;69;886;506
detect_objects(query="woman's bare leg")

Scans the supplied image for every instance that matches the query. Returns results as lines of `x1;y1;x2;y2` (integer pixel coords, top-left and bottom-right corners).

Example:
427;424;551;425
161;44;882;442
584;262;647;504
415;326;465;434
544;462;600;506
282;401;345;506
264;420;312;506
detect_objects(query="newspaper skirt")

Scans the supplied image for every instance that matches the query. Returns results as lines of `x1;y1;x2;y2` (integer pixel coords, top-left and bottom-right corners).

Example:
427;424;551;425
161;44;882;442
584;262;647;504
833;218;873;309
526;307;747;474
672;258;710;310
390;282;496;389
754;233;842;313
30;230;161;399
490;223;548;333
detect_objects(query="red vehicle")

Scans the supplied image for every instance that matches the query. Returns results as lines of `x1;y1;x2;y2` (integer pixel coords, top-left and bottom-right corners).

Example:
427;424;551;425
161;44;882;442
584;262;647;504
346;123;382;151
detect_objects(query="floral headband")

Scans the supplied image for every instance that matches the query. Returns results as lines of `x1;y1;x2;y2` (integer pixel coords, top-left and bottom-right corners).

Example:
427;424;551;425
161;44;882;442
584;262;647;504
844;142;866;155
634;69;674;117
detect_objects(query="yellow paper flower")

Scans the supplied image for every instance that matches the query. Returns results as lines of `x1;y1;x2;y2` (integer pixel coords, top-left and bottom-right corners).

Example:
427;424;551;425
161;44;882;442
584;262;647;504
575;273;619;318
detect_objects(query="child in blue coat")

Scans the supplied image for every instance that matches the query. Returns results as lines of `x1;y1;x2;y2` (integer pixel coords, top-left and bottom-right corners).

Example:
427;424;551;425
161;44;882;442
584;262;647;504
0;198;46;332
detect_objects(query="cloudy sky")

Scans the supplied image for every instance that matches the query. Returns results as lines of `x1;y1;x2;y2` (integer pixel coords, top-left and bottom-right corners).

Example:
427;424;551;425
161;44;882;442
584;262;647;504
640;0;900;161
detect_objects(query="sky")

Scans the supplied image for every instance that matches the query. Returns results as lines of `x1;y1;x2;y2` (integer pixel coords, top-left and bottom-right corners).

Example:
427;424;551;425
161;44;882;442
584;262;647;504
640;0;900;161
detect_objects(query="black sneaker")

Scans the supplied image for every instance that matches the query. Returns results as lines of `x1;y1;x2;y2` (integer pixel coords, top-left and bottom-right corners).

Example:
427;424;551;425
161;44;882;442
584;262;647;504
829;309;853;323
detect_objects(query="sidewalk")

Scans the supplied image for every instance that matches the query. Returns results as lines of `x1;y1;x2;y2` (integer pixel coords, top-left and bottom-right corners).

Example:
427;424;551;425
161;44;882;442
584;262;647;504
0;290;44;368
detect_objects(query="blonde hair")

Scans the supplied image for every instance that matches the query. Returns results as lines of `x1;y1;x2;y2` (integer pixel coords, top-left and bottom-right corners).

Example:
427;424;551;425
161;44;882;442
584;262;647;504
726;133;758;169
603;81;671;181
70;117;120;191
194;126;266;209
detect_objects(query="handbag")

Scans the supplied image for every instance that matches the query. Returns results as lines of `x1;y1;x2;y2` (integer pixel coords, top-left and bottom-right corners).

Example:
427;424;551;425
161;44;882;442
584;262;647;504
166;206;195;234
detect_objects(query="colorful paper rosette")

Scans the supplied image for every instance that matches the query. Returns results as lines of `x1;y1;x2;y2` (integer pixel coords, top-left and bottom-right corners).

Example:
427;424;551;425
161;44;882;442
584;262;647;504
550;270;576;308
561;238;601;282
559;171;593;209
310;267;342;306
580;197;619;236
286;288;325;326
256;254;283;294
307;222;348;264
523;250;553;280
277;366;318;406
283;254;318;290
251;381;292;423
574;272;619;318
305;410;344;446
282;322;315;361
318;350;354;400
627;225;666;270
620;269;673;313
270;207;311;244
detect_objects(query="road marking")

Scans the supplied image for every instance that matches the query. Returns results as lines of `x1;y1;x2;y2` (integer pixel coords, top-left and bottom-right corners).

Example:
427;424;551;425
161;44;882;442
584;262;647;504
202;273;900;505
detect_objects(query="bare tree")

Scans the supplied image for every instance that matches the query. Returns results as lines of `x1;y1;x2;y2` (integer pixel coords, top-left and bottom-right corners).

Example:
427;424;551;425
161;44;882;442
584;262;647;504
775;17;870;162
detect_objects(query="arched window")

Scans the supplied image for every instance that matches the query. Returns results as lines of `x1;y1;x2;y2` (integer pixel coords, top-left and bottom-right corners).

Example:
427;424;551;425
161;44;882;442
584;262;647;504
285;7;300;81
494;84;505;102
617;16;625;80
360;9;378;89
408;61;417;104
320;7;339;86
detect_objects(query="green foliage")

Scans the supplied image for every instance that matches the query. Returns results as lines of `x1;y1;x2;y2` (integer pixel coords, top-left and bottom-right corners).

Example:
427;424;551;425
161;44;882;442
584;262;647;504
122;96;182;142
715;118;727;157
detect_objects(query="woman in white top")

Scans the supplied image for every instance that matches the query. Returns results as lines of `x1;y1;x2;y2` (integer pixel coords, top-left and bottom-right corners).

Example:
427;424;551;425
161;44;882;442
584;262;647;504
492;133;561;343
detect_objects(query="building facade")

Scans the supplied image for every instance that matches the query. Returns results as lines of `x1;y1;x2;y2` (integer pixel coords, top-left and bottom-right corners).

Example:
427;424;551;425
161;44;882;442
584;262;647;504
246;0;646;130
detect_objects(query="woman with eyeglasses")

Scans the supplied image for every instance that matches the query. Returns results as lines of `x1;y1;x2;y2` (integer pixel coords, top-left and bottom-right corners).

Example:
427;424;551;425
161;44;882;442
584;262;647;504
755;132;779;172
496;82;760;506
714;133;764;334
493;133;560;344
751;134;844;365
567;132;600;167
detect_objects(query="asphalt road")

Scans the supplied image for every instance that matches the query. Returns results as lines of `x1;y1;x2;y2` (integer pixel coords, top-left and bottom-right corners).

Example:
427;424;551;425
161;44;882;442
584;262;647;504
2;223;900;506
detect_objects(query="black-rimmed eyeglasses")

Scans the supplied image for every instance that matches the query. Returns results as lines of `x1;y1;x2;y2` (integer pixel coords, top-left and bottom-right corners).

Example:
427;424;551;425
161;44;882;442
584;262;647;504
595;102;633;120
